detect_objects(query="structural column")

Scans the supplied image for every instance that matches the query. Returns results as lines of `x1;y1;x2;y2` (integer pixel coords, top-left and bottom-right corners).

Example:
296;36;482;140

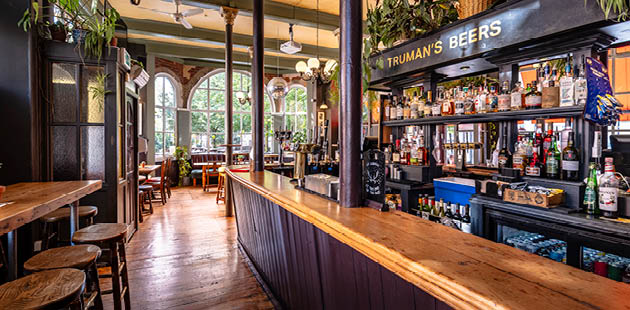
339;0;362;208
252;0;264;172
221;6;238;217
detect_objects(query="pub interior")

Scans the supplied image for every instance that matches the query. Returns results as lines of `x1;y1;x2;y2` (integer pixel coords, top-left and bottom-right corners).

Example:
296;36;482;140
3;0;630;309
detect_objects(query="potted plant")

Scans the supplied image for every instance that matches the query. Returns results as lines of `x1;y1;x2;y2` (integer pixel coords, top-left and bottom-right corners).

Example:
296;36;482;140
49;21;67;42
175;146;192;187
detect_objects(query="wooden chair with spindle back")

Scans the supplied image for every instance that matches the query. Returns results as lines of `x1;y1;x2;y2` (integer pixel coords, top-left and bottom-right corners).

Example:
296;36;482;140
147;160;168;205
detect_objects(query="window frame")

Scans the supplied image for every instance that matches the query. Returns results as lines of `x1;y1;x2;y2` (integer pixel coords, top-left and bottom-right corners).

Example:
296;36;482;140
283;85;308;136
154;73;177;161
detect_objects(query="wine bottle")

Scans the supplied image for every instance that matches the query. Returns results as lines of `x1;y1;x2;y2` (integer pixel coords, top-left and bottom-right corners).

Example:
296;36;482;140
498;127;512;169
561;131;580;181
461;205;472;234
545;134;561;179
599;157;618;219
584;162;599;218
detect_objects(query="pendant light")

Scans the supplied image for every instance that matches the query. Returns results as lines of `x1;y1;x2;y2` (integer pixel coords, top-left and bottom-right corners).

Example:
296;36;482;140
295;0;337;83
267;32;288;113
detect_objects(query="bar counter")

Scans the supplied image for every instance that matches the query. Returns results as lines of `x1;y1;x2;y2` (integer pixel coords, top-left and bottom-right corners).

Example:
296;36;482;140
227;168;630;310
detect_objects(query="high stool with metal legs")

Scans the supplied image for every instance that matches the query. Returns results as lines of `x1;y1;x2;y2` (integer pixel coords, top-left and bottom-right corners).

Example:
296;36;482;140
24;244;103;310
0;268;86;309
216;167;226;204
72;224;130;310
40;205;98;251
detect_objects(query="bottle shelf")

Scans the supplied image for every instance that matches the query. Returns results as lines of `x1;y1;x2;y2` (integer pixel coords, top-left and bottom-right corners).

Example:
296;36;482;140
382;106;584;126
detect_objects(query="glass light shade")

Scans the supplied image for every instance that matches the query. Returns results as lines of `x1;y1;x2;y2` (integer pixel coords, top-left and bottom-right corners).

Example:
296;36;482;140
324;59;337;73
307;58;320;69
295;61;308;73
267;77;289;101
236;91;245;100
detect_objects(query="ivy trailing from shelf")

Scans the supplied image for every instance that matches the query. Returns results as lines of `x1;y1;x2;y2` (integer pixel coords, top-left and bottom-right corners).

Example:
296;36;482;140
593;0;630;21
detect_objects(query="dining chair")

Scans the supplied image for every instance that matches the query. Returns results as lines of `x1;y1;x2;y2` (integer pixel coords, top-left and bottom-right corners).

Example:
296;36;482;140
147;160;168;205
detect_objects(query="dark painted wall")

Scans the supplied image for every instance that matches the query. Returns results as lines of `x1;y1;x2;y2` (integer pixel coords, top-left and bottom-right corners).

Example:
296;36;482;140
231;179;452;310
1;0;35;185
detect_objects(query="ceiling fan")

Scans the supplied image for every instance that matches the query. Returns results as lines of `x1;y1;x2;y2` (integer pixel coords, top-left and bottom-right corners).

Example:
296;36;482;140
139;0;203;29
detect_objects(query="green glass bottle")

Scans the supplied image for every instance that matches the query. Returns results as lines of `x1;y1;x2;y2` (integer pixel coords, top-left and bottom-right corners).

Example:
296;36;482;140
545;134;562;179
584;162;599;218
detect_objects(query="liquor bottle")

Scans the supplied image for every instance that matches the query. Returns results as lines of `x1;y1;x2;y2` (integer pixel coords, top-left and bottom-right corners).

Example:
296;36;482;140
440;89;453;116
461;205;472;234
559;61;575;107
525;150;542;177
396;96;404;120
424;90;433;117
498;81;511;112
498;127;512;169
464;86;476;115
478;85;488;113
432;89;442;116
400;139;408;165
422;196;432;220
435;199;445;217
546;134;562;179
487;85;499;113
510;82;525;110
542;63;552;87
454;87;465;115
411;92;419;119
453;203;462;230
418;88;425;118
525;81;542;109
574;56;588;106
561;131;580;181
403;96;411;119
599;157;618;219
410;142;419;165
584;162;599;218
384;95;391;120
434;132;444;165
391;96;399;121
512;135;527;175
445;202;454;219
392;139;401;163
418;135;428;165
542;129;553;164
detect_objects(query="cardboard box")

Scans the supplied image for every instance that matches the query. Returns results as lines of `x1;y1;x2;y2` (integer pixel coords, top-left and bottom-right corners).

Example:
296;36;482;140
503;188;564;208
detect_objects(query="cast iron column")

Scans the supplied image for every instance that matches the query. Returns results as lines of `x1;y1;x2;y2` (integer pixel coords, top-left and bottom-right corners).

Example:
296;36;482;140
252;0;264;171
221;7;238;166
339;0;362;208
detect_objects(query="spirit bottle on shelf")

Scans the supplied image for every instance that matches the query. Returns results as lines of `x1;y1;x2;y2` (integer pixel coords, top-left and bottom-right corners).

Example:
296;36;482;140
396;96;404;120
461;205;472;234
498;81;511;112
432;88;443;116
574;55;588;106
512;135;527;175
542;63;552;87
424;90;433;117
411;92;419;119
410;141;419;165
546;134;562;179
498;127;512;169
453;203;462;230
525;149;542;177
418;135;428;165
599;157;618;219
559;61;575;107
441;89;454;115
384;95;391;120
525;81;542;109
464;86;476;115
392;139;401;163
400;139;408;165
403;96;411;120
542;128;553;164
561;131;580;181
511;82;525;110
445;202;453;220
418;88;425;118
455;87;465;115
391;95;399;121
488;85;499;113
584;162;599;218
433;131;444;165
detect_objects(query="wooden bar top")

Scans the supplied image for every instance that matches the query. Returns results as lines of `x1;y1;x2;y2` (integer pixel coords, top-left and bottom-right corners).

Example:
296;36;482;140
0;181;102;235
227;169;630;310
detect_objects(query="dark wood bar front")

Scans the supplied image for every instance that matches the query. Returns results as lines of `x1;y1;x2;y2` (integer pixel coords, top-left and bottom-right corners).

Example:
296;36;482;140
227;168;630;310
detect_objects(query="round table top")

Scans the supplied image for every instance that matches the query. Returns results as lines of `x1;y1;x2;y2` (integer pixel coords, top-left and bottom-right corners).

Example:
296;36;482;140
24;245;101;272
72;223;128;243
0;268;85;309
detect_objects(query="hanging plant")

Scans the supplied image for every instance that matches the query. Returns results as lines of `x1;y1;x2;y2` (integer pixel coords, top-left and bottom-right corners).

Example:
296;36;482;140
593;0;630;21
89;72;111;111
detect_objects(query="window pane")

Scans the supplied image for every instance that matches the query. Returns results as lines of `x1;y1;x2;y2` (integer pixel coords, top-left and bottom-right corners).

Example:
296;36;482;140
198;78;208;89
52;63;77;123
209;90;225;110
286;88;297;113
242;74;251;91
155;76;164;106
80;65;105;123
210;73;225;89
233;135;241;145
191;89;208;110
285;114;295;132
52;126;77;181
297;114;307;134
240;94;251;112
165;108;176;132
154;108;163;132
233;73;241;92
233;93;243;112
81;126;104;180
165;133;175;155
233;114;241;133
155;132;164;155
191;111;208;132
209;112;225;132
264;94;272;113
242;113;252;133
241;133;252;147
212;134;225;147
163;78;176;107
296;88;307;111
264;115;273;133
191;133;208;150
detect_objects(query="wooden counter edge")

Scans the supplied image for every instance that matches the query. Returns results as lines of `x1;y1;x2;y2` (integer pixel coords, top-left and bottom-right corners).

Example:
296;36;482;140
226;170;496;310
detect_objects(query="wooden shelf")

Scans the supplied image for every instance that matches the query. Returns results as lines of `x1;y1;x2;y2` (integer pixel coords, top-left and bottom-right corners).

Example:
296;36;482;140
382;106;584;126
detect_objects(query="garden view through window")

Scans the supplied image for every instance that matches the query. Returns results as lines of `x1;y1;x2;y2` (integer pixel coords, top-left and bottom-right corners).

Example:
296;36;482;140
154;74;176;159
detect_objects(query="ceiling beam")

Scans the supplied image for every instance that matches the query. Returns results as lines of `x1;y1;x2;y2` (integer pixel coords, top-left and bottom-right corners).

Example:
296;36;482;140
121;17;338;59
161;0;339;31
178;58;294;74
141;40;301;70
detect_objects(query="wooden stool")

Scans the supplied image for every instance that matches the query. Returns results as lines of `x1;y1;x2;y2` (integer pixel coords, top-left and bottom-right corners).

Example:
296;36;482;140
24;245;103;310
72;224;130;310
138;185;154;223
40;206;98;251
216;167;226;204
0;268;85;309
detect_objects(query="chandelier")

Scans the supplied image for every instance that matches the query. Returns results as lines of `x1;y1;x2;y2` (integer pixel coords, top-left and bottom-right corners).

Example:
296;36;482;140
295;0;337;83
267;77;288;102
236;87;251;105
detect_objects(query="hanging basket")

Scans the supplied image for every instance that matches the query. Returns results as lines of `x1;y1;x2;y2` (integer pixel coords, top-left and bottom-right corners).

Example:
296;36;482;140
455;0;497;19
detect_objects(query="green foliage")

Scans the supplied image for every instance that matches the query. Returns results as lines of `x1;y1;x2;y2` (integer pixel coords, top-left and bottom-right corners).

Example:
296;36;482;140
291;131;306;144
81;8;120;61
175;146;192;186
593;0;629;21
88;72;110;112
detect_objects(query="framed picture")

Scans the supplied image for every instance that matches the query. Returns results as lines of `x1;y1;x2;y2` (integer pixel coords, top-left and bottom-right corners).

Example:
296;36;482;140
120;48;131;71
317;112;325;127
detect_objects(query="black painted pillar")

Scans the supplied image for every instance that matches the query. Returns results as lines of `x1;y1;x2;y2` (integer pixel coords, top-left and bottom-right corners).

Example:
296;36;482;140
252;0;264;172
339;0;362;208
221;7;238;166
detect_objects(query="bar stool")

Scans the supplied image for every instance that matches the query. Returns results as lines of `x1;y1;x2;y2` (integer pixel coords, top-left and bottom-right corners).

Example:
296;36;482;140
216;166;226;204
40;206;98;251
24;244;103;310
72;224;130;310
138;184;154;223
0;268;85;309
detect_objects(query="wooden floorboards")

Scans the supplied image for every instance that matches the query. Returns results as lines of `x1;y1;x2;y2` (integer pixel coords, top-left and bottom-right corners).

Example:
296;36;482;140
101;186;274;310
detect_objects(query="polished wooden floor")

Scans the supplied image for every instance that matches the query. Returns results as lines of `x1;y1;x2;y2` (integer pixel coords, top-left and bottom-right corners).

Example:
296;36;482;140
102;186;274;310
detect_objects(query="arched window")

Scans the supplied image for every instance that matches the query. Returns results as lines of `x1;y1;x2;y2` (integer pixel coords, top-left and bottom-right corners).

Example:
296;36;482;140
190;71;253;151
154;74;177;159
283;86;307;139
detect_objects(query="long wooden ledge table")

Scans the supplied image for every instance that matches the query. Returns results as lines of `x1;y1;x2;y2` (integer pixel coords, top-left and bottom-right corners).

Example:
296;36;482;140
227;168;630;310
0;180;102;280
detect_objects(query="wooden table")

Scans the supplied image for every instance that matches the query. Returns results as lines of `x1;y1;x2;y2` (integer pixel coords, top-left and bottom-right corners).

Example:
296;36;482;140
0;180;102;280
138;165;160;176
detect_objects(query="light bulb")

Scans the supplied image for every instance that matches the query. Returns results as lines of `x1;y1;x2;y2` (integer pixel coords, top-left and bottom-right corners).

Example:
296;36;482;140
295;61;308;73
307;58;320;70
236;91;245;100
324;59;337;73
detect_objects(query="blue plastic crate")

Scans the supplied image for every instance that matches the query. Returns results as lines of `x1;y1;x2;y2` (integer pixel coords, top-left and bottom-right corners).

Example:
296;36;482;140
434;177;477;206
